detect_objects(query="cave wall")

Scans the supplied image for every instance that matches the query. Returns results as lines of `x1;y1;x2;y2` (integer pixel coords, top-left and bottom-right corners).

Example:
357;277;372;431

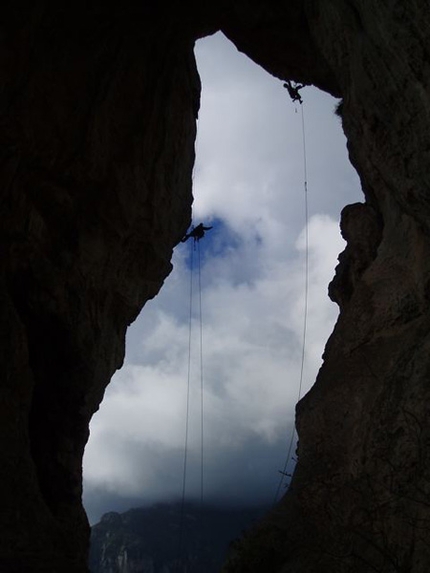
0;3;199;571
1;1;430;572
220;2;430;572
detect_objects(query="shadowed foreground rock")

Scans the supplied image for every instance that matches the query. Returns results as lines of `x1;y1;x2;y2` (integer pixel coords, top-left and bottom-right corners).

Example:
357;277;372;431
1;1;430;571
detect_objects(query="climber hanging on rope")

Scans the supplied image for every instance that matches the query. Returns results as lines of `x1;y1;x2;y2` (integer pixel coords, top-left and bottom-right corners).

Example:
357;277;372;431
181;223;213;243
283;80;305;104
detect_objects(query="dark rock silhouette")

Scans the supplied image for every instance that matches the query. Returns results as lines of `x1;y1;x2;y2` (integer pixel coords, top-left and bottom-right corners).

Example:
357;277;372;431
89;502;265;573
0;2;430;572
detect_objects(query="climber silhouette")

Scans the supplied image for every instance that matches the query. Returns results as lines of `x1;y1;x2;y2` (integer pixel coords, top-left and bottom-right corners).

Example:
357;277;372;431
283;80;305;104
181;223;213;243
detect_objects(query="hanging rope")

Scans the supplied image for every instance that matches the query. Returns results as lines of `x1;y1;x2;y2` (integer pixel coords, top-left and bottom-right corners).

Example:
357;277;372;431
197;240;205;520
177;242;195;569
299;97;309;404
197;239;206;559
273;94;309;505
177;237;206;570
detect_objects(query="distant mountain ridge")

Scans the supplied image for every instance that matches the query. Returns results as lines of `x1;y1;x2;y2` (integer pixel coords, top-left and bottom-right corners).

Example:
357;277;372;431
89;502;266;573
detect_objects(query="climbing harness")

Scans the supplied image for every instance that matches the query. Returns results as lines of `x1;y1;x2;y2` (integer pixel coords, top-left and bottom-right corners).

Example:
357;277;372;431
273;86;309;504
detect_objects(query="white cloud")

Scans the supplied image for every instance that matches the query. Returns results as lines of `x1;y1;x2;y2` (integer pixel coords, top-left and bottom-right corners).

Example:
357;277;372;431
84;213;345;517
83;32;361;524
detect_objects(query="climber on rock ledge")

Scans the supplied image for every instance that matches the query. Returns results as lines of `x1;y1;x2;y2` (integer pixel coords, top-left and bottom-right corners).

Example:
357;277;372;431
283;80;305;104
181;223;213;243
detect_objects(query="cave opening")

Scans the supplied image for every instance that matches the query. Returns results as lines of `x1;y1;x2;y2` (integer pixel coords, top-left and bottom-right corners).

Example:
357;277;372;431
82;31;362;527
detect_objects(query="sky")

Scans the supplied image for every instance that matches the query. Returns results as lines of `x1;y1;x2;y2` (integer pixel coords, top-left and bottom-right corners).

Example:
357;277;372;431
82;32;362;525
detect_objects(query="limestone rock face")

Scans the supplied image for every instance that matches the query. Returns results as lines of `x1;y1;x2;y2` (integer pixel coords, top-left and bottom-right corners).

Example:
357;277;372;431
0;4;199;571
1;1;430;572
219;2;430;572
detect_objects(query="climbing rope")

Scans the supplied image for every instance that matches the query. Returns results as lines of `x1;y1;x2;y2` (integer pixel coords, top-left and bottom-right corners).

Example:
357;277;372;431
177;237;206;569
196;240;207;564
177;242;195;568
197;240;205;521
273;90;309;504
